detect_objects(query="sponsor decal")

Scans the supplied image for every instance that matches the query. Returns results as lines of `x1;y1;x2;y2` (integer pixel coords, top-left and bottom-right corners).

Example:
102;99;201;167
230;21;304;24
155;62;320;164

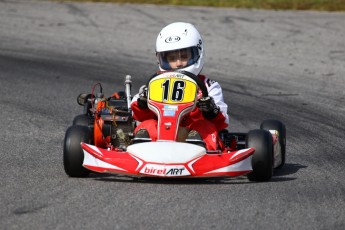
174;73;185;78
206;78;216;87
140;164;190;176
197;39;202;50
165;73;185;79
163;105;178;111
163;105;178;116
165;36;181;43
163;110;176;116
211;133;217;142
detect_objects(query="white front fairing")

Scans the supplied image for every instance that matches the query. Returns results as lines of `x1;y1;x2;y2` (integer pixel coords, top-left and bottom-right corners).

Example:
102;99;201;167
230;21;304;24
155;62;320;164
127;142;206;163
82;141;254;177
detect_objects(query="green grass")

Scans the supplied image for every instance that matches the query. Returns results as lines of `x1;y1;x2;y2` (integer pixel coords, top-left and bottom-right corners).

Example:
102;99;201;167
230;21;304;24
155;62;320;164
56;0;345;11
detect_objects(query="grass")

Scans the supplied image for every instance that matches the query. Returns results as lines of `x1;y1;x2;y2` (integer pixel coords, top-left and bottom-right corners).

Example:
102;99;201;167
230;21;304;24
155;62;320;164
54;0;345;11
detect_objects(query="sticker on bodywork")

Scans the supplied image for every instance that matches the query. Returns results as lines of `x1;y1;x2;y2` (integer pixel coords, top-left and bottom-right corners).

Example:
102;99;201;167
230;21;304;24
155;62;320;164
140;164;191;176
163;105;178;117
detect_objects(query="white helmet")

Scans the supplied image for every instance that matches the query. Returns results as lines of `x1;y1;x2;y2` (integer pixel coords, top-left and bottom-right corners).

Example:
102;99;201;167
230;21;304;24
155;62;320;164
156;22;204;76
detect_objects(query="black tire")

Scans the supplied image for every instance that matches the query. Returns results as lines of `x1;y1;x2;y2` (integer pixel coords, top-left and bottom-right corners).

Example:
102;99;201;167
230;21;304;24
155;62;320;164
260;119;286;169
246;129;273;182
73;114;89;126
63;125;91;177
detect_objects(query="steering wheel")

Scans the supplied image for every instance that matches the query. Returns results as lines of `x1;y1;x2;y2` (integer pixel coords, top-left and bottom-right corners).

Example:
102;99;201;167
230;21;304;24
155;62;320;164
178;71;208;98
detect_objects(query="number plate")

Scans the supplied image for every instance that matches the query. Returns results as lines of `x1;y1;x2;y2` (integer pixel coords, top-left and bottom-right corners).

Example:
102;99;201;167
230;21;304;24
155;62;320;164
149;73;197;104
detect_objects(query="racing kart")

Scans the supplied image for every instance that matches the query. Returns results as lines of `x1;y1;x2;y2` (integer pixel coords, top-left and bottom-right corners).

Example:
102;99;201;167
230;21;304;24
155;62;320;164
63;71;286;181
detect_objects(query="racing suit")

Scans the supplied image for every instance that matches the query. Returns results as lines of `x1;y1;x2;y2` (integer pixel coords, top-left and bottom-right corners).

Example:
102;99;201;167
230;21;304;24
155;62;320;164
131;75;229;150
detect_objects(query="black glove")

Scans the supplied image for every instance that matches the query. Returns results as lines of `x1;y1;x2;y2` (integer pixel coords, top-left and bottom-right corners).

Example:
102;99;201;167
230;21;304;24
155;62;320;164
197;96;220;119
137;96;148;109
137;85;148;109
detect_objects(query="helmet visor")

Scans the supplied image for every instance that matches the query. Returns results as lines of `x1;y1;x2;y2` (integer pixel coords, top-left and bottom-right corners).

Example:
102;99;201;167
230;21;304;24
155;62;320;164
157;47;200;71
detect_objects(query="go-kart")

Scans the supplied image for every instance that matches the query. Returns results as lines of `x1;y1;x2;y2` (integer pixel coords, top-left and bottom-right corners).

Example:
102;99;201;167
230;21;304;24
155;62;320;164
63;71;286;181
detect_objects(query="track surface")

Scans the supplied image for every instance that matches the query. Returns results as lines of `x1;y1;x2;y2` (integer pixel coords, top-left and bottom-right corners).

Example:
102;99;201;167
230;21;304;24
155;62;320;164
1;1;345;229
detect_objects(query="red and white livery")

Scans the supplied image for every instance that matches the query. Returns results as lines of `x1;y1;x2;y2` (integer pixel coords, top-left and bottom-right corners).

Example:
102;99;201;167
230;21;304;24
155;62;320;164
63;71;286;181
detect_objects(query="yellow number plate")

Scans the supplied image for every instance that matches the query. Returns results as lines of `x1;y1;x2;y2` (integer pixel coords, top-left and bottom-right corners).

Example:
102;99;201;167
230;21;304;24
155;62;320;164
149;74;197;104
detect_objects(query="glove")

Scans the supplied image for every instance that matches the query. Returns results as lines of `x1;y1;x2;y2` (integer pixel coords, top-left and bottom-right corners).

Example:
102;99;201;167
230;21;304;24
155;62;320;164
137;96;148;109
197;96;220;119
137;85;148;109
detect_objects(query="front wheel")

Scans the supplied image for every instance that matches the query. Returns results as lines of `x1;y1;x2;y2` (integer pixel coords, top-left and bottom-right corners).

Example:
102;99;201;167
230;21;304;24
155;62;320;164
63;125;91;177
246;129;273;182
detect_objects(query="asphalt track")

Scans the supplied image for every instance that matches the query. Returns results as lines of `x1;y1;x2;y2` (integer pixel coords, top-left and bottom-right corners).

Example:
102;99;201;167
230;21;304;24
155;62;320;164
1;0;345;229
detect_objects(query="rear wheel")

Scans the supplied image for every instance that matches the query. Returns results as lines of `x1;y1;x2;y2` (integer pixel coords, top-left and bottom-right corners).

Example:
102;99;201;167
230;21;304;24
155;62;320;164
246;129;273;182
73;114;89;126
63;125;91;177
72;114;94;144
260;119;286;169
